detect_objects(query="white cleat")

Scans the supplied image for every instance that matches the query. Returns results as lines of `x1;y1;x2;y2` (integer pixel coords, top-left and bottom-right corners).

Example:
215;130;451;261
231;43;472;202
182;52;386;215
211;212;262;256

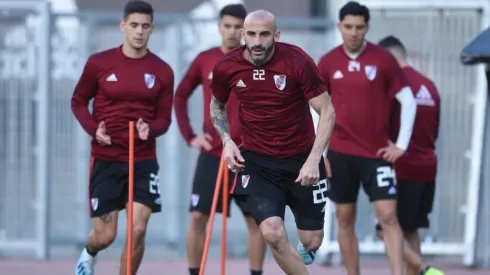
75;248;96;275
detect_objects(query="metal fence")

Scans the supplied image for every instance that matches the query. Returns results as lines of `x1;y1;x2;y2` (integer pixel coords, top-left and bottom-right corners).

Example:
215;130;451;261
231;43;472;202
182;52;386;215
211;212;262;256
0;1;50;259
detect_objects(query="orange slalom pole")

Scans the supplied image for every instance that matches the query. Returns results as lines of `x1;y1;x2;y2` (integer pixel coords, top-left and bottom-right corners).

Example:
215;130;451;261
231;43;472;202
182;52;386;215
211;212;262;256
126;121;135;275
198;154;226;275
221;164;229;275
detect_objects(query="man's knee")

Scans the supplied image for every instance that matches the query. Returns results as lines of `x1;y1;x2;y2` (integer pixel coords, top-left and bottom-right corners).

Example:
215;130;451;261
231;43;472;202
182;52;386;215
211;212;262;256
189;211;209;231
374;200;398;226
335;203;356;230
92;211;118;247
132;202;152;244
259;217;287;251
132;224;147;245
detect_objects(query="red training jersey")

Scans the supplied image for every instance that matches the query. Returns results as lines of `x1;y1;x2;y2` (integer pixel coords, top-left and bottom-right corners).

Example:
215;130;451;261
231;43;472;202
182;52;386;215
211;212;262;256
174;47;241;157
391;66;440;182
71;46;174;161
318;42;409;158
211;42;327;158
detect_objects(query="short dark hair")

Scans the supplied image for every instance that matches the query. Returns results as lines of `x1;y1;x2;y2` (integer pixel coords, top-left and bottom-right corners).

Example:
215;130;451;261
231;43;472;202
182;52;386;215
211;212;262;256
378;35;406;55
219;4;247;20
339;1;370;24
124;1;154;21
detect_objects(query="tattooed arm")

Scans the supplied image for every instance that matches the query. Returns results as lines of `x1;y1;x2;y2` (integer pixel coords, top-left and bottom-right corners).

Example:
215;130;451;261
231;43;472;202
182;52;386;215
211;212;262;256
210;95;231;144
209;60;237;150
308;92;336;161
210;93;245;170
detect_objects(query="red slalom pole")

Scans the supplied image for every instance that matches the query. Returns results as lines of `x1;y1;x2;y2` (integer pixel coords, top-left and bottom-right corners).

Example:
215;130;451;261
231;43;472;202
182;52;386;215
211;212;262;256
220;164;229;275
126;121;135;275
199;154;226;275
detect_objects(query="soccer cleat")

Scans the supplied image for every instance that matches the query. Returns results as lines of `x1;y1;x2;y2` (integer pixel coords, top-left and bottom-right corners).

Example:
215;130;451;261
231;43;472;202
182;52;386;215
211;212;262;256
75;248;96;275
296;241;316;265
421;266;445;275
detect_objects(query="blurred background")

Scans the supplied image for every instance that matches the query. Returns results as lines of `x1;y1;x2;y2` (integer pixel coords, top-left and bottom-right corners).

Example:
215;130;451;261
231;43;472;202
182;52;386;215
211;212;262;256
1;0;490;272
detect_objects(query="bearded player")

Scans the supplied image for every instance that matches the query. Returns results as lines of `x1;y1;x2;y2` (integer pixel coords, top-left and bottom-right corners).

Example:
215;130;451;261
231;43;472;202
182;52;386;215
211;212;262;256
174;4;266;275
210;10;335;275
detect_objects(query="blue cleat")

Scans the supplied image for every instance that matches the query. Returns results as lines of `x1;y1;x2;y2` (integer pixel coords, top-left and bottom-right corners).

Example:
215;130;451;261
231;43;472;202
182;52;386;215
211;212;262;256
297;242;316;265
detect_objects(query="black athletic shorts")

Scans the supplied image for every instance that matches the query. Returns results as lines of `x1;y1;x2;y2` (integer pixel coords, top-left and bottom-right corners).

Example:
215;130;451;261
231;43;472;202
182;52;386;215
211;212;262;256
231;148;328;231
376;180;435;232
189;152;251;216
327;150;397;203
88;158;161;217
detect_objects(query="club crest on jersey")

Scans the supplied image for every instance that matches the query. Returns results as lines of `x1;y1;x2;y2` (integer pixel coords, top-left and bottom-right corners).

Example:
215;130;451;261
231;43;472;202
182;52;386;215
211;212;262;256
242;175;250;188
91;198;98;211
273;74;287;91
190;194;200;207
364;65;377;81
144;73;156;89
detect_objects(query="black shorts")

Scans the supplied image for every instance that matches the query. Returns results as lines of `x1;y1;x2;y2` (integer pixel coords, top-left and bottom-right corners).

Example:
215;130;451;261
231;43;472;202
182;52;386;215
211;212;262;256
327;150;397;203
88;158;161;217
232;149;328;231
376;180;435;232
189;152;251;216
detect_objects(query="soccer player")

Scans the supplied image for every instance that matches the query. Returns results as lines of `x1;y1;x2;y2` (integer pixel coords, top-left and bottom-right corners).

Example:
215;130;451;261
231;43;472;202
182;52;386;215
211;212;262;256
71;2;174;275
174;4;267;275
209;10;335;275
376;35;444;275
317;2;417;275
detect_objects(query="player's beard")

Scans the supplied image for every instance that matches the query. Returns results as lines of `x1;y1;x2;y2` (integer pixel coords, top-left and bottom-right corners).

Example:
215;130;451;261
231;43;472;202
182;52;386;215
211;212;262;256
247;41;275;66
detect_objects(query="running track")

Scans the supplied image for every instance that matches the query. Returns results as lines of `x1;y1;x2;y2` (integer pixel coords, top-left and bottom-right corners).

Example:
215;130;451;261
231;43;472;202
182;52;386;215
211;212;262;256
1;259;488;275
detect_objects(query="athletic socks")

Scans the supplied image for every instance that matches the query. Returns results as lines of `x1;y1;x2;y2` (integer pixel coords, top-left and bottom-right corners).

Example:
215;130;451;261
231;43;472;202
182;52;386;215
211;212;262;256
251;270;263;275
85;245;98;257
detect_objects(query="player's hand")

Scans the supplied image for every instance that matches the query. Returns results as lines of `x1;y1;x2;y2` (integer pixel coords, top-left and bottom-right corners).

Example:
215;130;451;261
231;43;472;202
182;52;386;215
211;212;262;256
377;140;405;163
136;118;149;140
190;134;213;151
95;121;111;146
324;156;332;178
295;158;320;186
223;139;245;173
